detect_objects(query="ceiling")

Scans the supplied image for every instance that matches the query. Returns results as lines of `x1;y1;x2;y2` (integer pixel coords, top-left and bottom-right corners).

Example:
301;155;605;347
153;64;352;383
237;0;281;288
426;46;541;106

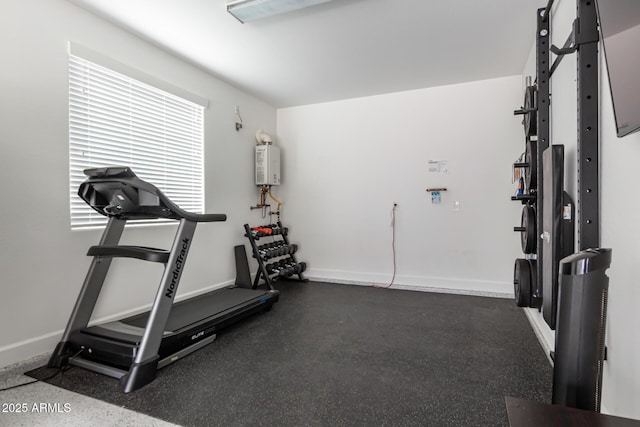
69;0;547;108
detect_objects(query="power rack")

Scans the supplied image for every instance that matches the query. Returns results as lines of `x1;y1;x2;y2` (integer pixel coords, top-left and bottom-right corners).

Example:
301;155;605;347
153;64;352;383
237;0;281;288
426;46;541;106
512;1;601;317
510;0;612;414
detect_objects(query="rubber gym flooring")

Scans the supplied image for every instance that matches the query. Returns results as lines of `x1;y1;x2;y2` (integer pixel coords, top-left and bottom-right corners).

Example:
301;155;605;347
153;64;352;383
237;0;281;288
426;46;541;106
28;280;551;426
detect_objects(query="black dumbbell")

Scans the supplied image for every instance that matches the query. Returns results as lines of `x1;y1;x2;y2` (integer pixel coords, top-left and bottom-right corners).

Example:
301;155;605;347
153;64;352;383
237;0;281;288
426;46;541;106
280;267;294;277
257;244;274;256
266;261;282;275
294;262;306;274
277;259;290;268
277;245;290;256
282;244;298;255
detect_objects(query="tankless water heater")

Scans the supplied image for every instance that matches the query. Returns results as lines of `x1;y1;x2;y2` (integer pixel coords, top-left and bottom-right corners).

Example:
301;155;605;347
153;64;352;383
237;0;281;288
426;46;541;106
255;145;280;186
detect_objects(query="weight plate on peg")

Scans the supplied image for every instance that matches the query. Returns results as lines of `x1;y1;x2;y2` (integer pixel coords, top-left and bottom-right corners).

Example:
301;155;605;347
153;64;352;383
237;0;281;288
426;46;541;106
513;258;532;307
524;85;537;137
521;205;537;254
527;258;538;308
525;139;537;191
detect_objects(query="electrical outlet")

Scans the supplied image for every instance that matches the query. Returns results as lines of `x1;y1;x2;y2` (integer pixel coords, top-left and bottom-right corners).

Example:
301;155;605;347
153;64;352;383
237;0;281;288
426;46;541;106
453;201;460;211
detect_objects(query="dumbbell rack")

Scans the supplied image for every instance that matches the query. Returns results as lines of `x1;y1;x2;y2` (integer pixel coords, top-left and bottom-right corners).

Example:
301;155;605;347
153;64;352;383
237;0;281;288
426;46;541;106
244;222;307;289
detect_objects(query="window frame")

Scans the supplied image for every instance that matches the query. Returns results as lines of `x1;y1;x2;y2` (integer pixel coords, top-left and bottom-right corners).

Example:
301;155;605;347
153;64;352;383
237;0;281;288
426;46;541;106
67;43;208;229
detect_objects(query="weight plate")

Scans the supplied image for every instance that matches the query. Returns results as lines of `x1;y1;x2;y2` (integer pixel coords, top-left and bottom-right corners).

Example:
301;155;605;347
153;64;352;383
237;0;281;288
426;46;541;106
527;259;540;308
525;139;537;191
521;205;537;254
514;258;532;307
524;86;537;137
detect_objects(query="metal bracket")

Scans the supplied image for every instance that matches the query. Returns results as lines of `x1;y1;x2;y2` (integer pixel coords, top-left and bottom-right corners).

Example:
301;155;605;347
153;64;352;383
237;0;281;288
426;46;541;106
550;20;579;56
550;28;575;77
550;18;599;55
549;16;600;77
553;30;576;59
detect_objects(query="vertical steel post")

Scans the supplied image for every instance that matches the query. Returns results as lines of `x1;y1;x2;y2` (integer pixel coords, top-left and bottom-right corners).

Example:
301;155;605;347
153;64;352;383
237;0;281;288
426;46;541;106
576;0;600;250
535;8;551;307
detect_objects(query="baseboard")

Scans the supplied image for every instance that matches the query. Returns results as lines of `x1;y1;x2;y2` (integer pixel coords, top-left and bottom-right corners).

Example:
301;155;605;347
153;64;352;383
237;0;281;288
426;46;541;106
305;268;514;299
0;279;234;370
0;332;65;372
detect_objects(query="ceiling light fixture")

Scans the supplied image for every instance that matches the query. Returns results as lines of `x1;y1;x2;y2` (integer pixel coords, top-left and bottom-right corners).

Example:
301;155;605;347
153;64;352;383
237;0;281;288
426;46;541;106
226;0;334;23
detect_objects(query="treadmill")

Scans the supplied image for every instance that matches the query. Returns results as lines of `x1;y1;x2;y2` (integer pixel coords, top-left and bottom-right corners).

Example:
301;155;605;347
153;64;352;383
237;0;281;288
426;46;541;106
48;167;279;392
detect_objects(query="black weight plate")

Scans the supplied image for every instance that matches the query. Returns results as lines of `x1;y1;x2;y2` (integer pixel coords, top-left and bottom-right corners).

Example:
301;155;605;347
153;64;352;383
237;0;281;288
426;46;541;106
524;86;537;137
525;139;537;191
528;258;541;309
521;205;537;254
514;258;531;308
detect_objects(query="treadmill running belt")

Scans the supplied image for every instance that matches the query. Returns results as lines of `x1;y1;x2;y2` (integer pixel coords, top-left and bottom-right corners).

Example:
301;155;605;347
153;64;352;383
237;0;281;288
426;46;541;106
123;287;271;332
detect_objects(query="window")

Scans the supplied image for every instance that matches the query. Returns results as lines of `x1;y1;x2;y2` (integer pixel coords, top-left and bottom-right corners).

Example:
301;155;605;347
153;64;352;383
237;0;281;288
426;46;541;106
68;47;206;228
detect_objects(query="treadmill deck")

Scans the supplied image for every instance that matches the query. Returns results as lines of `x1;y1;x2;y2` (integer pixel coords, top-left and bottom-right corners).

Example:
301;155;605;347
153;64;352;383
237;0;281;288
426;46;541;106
70;287;279;368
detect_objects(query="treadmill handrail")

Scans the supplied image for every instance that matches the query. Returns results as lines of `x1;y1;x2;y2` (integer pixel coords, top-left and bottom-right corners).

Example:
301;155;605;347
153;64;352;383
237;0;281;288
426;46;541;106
87;245;171;263
79;167;226;223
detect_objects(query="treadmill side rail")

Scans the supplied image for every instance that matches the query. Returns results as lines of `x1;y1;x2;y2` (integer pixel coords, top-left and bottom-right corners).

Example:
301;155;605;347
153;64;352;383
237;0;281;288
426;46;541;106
69;357;127;379
157;334;216;369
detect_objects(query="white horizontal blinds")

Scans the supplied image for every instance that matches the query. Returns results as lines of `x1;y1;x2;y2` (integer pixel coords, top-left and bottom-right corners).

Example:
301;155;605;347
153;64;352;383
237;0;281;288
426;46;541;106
69;54;205;228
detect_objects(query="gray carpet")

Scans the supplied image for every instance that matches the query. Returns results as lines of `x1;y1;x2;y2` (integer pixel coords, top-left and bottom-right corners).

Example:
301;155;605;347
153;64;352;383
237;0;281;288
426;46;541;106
28;281;552;426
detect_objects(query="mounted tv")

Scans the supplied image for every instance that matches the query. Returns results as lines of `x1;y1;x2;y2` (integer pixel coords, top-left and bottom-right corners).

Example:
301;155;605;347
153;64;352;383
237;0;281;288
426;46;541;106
596;0;640;137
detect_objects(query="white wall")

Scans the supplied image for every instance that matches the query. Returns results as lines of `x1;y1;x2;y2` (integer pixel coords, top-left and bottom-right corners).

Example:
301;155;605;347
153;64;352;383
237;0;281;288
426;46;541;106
522;0;640;419
0;0;276;368
276;76;524;295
